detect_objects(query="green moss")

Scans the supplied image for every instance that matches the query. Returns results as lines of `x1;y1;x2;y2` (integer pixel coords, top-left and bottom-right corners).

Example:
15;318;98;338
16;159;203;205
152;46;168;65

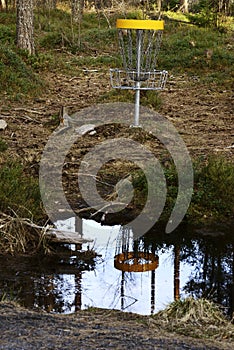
0;44;44;98
188;157;234;223
0;138;8;152
130;156;234;225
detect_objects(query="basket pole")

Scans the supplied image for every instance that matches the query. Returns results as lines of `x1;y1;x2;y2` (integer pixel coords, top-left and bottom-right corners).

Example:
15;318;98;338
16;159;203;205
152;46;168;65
134;29;142;127
134;86;140;127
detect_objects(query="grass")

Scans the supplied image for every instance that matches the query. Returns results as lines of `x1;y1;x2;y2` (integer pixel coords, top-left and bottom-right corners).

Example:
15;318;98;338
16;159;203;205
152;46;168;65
188;156;234;223
152;297;234;340
99;89;162;109
0;8;233;99
0;161;54;255
159;22;234;84
128;156;234;225
36;8;118;55
164;9;234;31
0;162;44;221
0;138;8;152
0;44;45;99
0;212;48;255
0;15;45;98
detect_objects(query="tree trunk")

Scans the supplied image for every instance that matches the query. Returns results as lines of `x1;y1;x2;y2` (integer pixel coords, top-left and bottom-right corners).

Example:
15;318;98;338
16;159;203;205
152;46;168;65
180;0;189;13
157;0;161;13
0;0;7;11
71;0;84;23
45;0;57;9
36;0;56;9
174;244;180;301
5;1;17;10
16;0;35;55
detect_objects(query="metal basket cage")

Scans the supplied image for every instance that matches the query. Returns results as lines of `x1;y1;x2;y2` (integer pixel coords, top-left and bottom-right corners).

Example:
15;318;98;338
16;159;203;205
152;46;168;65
110;68;168;90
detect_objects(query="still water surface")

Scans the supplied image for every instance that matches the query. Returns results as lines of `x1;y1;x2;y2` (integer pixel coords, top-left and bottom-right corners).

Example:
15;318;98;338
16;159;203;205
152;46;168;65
0;218;233;316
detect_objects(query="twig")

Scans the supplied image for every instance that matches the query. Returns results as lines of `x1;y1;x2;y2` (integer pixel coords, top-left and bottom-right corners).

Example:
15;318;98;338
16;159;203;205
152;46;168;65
69;76;80;81
74;172;114;188
5;114;42;124
90;201;127;218
82;69;99;73
13;107;44;115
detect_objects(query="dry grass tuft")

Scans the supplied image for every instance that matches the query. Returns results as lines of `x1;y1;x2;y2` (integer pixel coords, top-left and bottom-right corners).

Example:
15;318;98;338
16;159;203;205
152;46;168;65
0;212;49;255
150;297;234;341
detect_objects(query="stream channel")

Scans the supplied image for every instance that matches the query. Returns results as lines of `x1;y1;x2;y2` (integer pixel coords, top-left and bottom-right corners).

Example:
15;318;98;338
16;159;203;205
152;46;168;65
0;218;234;317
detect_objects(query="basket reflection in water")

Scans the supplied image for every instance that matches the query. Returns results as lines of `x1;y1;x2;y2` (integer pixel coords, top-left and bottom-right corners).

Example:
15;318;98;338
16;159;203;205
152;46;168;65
114;251;159;272
114;226;158;313
114;227;159;272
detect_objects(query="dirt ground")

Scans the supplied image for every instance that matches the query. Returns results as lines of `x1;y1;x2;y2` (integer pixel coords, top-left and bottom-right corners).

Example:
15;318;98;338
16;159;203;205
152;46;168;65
0;70;233;167
0;301;233;350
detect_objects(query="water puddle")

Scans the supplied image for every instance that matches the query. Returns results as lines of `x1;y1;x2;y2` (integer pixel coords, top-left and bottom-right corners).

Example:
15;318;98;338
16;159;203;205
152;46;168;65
0;218;233;316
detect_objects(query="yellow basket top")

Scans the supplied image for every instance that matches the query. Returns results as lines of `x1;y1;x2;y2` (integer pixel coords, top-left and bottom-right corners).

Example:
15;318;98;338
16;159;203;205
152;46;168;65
116;19;164;30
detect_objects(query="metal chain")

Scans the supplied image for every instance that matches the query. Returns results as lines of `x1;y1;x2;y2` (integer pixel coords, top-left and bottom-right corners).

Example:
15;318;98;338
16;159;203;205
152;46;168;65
127;29;133;70
117;27;164;83
144;30;155;71
118;29;127;71
152;30;163;69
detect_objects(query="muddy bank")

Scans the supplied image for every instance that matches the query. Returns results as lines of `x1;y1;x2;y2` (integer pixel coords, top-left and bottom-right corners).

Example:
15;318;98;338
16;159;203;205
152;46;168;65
0;302;233;350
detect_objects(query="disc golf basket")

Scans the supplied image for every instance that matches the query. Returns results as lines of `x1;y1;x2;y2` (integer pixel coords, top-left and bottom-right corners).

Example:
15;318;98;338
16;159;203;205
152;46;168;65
110;19;168;127
114;227;159;273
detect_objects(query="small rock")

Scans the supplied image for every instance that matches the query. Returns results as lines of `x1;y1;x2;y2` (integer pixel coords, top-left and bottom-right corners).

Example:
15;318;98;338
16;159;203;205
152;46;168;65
0;119;7;130
75;124;96;136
